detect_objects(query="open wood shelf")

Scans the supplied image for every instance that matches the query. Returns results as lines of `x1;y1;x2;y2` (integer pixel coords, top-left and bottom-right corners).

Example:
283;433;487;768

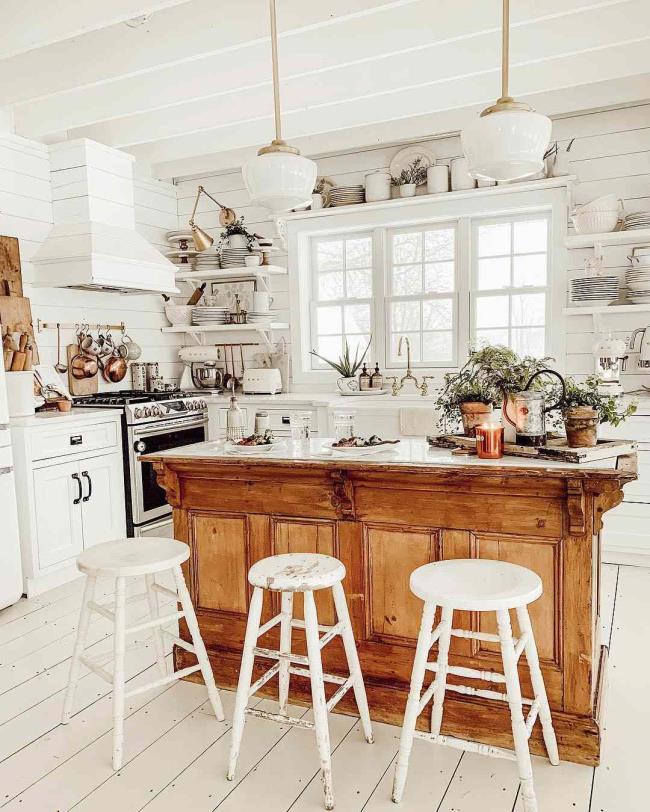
563;303;650;316
174;264;287;284
565;228;650;249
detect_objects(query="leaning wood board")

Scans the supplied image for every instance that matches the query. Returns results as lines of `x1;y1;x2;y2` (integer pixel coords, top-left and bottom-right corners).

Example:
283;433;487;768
66;344;98;396
428;433;637;463
0;236;23;296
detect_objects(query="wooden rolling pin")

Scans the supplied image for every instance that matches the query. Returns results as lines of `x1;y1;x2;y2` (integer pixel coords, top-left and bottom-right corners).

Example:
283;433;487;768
10;332;29;371
3;331;16;371
186;283;207;306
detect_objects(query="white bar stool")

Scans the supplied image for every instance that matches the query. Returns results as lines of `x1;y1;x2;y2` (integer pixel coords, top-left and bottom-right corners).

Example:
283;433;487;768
227;553;374;810
61;538;224;770
392;559;559;812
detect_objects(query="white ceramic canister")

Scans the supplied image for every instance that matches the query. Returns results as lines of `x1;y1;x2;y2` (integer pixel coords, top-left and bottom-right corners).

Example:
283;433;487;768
427;164;449;194
5;371;35;417
450;157;476;191
364;171;391;202
311;193;324;210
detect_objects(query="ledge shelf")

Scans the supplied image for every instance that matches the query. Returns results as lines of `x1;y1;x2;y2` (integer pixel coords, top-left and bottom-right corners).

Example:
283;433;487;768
161;321;289;348
565;228;650;250
174;265;286;293
563;303;650;316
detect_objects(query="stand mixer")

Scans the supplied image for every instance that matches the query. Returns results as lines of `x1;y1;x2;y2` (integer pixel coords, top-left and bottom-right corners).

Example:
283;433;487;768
593;332;628;395
178;346;223;391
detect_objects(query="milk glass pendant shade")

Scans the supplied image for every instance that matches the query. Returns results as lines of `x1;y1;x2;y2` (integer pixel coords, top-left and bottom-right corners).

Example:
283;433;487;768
243;0;317;213
460;0;551;182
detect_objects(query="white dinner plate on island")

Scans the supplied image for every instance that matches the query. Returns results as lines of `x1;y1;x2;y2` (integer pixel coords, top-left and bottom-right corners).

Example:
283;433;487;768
338;388;389;397
327;440;400;455
225;440;285;455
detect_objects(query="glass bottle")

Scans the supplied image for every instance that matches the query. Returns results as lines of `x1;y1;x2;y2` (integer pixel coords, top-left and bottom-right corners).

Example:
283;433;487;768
359;363;371;391
226;390;245;441
370;363;383;389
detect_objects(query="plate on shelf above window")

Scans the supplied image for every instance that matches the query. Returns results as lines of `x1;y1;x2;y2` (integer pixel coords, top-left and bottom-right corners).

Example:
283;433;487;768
389;145;436;182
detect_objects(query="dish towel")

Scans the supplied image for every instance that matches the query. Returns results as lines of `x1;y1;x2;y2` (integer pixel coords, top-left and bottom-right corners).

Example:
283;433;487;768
399;407;435;436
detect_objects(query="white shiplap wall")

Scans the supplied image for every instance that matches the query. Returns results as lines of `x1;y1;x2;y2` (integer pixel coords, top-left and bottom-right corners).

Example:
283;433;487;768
175;102;650;392
0;134;185;390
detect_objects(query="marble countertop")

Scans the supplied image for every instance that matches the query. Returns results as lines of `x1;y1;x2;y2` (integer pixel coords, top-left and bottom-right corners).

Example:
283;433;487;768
10;407;120;427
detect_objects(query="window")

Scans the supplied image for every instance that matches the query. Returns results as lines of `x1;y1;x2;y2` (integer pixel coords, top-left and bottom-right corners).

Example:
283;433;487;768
386;225;456;366
472;215;549;357
311;234;373;368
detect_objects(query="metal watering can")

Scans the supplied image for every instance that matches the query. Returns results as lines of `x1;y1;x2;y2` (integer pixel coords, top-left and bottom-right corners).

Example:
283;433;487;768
503;369;566;447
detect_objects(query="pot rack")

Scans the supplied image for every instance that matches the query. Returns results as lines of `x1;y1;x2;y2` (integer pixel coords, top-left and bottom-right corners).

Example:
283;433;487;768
37;320;127;333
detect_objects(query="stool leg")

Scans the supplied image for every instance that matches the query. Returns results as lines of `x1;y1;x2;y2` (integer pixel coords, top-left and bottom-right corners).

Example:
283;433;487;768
145;573;167;678
497;609;537;812
228;585;264;781
61;575;97;724
278;590;293;715
516;606;559;766
332;581;373;744
112;576;127;771
173;565;224;722
304;590;334;811
430;605;453;736
392;600;436;804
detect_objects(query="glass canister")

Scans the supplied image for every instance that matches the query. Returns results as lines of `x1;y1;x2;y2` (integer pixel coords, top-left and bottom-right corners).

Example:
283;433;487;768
131;362;147;391
254;410;271;435
145;362;160;392
332;411;355;440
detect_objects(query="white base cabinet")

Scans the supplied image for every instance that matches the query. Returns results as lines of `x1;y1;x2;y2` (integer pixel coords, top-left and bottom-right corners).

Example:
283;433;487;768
11;411;126;596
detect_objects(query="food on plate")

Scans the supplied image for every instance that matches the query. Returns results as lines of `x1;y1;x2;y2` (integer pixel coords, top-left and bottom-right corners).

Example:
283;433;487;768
233;430;276;446
332;435;399;448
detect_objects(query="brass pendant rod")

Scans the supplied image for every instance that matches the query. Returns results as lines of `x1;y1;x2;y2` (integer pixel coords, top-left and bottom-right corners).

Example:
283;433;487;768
269;0;282;143
501;0;509;101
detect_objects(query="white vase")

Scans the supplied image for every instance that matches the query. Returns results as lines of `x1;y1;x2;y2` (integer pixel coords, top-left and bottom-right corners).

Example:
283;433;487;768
337;376;359;394
400;184;416;198
427;165;449;194
311;193;324;210
228;234;248;249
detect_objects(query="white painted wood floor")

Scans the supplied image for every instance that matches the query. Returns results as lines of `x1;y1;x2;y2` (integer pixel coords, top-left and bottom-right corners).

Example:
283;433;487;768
0;564;647;811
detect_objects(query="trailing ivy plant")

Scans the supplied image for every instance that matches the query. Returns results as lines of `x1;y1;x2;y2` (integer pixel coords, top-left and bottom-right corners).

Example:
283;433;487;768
561;375;637;427
218;216;258;250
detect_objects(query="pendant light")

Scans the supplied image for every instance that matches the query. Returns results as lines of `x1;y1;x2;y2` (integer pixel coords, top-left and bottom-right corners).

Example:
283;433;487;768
242;0;317;213
461;0;551;182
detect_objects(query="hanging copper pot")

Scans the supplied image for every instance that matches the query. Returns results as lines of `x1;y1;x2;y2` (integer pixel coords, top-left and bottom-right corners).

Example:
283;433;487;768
102;351;128;383
70;352;99;380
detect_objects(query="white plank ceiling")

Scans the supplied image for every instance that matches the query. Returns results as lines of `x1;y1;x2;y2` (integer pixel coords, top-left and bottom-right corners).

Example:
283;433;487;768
3;0;650;179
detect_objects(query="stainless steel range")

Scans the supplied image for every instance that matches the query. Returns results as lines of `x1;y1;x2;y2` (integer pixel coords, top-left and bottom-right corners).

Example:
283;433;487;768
73;390;207;536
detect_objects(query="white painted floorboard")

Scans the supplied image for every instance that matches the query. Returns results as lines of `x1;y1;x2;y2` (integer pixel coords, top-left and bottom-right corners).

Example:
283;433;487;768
0;563;645;811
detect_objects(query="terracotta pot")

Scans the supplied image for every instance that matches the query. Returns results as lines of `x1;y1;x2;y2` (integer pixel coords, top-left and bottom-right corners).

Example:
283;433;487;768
459;401;493;436
563;406;599;448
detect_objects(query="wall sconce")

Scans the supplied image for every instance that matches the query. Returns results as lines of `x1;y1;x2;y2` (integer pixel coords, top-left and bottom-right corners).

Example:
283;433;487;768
188;186;238;251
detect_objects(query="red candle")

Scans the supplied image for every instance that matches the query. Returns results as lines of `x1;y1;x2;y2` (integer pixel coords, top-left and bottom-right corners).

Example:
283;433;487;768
475;424;504;460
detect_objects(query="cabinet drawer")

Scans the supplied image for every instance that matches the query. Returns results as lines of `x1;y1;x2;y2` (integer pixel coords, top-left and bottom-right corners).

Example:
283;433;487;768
32;421;119;461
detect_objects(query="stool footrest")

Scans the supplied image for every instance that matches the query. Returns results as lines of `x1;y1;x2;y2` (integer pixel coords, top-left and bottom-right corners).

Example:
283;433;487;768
88;601;115;623
163;630;196;655
425;661;506;684
413;730;517;761
525;699;540;736
248;663;281;698
254;645;309;666
326;676;354;711
257;613;282;638
288;665;347;685
152;583;179;602
245;707;315;730
125;663;201;698
80;655;113;684
126;609;185;635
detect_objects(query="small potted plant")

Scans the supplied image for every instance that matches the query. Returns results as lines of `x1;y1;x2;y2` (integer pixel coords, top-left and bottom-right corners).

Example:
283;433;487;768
560;375;636;447
309;337;372;393
435;360;497;436
219;216;257;250
391;157;428;198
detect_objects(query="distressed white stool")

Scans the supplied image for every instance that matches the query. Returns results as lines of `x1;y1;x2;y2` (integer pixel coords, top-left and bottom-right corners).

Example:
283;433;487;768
392;559;559;812
227;553;374;810
61;538;224;770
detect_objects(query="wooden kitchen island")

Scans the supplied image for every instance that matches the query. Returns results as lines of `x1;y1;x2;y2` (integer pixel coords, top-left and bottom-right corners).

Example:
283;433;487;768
145;439;636;766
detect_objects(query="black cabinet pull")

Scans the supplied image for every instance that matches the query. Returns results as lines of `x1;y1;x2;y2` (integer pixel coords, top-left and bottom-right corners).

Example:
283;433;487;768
81;471;92;502
70;435;83;446
281;415;290;424
71;473;82;504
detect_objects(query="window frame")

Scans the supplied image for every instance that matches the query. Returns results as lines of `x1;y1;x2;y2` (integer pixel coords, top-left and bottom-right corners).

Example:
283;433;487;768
285;182;568;390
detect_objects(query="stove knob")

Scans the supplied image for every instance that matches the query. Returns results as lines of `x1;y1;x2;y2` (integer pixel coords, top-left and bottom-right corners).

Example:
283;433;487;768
199;400;207;409
134;440;146;453
134;407;143;419
188;401;196;411
143;406;152;417
152;405;162;416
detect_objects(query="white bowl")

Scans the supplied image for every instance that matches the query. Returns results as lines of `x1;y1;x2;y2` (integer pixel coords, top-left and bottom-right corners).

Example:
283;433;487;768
571;210;620;235
575;194;619;214
164;304;193;326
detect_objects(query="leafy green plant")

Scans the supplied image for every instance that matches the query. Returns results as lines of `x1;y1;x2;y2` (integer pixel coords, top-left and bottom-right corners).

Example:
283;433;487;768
391;157;428;187
309;337;371;377
561;375;637;427
219;216;257;250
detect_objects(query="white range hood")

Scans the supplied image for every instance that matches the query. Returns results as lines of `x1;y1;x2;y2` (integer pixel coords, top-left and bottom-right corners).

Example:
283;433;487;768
32;139;178;295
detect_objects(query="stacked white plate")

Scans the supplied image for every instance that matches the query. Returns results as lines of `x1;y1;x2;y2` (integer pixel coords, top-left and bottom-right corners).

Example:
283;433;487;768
624;212;650;230
570;275;619;306
246;311;273;324
221;248;257;268
330;185;365;207
625;266;650;302
192;306;229;325
192;250;222;270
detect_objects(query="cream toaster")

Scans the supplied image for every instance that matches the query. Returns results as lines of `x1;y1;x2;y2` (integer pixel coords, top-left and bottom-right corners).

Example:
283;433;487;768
242;368;283;394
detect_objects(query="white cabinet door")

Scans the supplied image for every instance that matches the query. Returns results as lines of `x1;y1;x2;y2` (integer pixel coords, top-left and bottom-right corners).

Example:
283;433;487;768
33;461;83;568
80;453;126;549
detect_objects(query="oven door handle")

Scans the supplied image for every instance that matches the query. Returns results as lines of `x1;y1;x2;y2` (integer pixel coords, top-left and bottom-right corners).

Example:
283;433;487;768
131;416;208;439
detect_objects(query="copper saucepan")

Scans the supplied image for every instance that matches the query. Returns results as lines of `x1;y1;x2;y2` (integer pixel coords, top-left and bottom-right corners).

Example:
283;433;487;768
70;351;99;379
102;350;128;383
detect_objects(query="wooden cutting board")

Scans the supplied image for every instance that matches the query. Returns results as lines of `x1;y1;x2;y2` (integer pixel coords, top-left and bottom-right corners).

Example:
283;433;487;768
0;294;40;364
66;344;98;396
0;236;23;296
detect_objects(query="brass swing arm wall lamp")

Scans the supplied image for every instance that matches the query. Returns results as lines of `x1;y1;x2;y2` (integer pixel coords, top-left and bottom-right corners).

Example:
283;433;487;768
188;185;238;252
